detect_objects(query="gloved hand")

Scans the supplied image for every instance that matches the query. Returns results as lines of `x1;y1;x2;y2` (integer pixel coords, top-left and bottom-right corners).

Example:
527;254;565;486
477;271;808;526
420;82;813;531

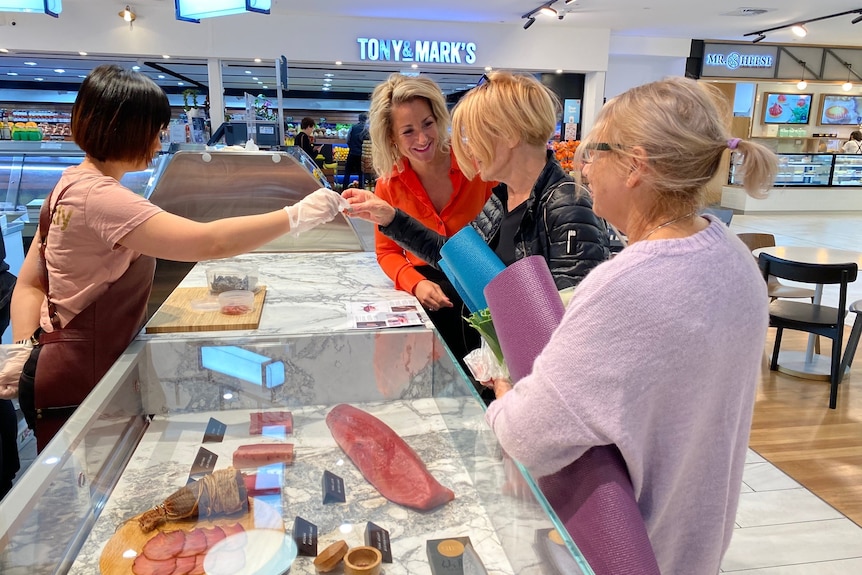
285;188;349;237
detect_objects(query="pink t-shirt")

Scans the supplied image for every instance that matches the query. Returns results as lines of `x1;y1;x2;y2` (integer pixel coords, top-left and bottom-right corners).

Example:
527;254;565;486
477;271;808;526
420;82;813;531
40;165;162;331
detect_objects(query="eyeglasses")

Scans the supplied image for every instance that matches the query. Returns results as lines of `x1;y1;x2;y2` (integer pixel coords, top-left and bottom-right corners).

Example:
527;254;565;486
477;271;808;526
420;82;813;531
476;73;490;87
580;142;617;164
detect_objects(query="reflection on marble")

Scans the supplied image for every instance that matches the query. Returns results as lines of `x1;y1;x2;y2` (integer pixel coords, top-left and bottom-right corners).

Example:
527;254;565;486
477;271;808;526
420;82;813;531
67;400;563;575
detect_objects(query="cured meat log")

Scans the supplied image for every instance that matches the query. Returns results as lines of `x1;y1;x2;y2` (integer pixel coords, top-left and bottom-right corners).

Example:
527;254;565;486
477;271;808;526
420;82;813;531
249;411;293;435
325;403;455;511
138;468;248;533
232;443;294;469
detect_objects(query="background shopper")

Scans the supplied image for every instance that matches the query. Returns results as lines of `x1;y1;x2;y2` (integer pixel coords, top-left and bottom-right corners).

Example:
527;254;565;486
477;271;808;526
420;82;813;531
343;112;369;189
11;65;347;451
483;77;778;574
842;130;862;154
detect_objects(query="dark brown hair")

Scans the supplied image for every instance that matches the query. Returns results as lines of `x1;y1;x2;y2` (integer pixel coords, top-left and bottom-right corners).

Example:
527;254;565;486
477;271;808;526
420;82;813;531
71;64;171;164
300;117;316;130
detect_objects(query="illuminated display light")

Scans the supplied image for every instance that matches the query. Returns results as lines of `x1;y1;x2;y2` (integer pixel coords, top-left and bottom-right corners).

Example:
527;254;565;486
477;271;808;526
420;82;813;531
175;0;270;23
0;0;61;17
200;345;285;388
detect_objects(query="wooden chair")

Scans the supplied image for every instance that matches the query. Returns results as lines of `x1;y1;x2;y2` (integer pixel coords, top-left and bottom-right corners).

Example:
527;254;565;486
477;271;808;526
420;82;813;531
737;233;817;303
758;252;858;409
840;300;862;376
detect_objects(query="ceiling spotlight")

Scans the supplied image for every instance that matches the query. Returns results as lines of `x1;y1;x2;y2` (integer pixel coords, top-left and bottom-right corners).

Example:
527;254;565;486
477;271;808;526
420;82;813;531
843;64;853;91
539;6;557;16
752;33;766;43
523;16;536;29
853;14;862;24
565;0;576;3
790;23;807;37
119;5;136;28
78;51;88;56
796;60;807;90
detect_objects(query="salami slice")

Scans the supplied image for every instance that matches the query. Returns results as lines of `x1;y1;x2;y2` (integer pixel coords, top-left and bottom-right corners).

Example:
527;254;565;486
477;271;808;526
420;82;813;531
142;530;186;561
325;403;455;511
232;443;294;469
171;555;196;575
201;526;226;549
177;528;207;558
249;411;293;435
132;554;176;575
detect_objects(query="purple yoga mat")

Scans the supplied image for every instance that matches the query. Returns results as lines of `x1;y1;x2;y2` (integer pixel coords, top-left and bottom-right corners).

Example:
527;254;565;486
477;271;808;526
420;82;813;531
484;256;565;383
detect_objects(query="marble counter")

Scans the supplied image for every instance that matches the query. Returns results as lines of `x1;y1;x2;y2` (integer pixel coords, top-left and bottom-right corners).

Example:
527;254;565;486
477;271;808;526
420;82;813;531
143;252;433;339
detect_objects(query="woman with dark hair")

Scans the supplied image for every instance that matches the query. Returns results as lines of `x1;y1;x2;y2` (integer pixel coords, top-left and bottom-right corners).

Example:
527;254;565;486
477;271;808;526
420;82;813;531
294;116;318;158
842;130;862;154
11;65;346;451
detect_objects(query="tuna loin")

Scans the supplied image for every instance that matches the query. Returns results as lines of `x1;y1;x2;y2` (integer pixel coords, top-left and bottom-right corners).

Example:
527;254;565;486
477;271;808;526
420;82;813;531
325;403;454;511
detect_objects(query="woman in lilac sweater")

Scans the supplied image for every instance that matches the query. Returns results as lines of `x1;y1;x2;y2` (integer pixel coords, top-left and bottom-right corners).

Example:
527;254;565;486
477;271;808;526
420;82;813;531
484;77;778;574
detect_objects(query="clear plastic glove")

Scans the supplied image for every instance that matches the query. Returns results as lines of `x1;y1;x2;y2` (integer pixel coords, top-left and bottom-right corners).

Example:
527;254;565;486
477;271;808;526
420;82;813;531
285;188;350;237
463;339;509;383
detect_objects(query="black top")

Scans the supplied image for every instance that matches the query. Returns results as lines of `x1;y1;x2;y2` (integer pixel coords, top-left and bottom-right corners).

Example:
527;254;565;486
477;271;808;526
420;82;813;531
347;122;368;156
0;233;7;275
493;201;528;266
294;131;316;158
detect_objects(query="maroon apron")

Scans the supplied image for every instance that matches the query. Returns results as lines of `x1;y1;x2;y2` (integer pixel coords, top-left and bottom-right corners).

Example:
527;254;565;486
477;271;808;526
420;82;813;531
32;180;155;451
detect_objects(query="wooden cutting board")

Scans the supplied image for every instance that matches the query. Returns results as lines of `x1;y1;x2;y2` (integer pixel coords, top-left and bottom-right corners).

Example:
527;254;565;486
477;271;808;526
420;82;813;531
145;287;267;334
99;498;284;575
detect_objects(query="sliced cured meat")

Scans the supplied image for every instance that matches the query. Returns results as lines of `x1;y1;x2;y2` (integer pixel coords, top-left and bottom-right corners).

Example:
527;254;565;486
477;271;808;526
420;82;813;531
171;555;196;575
249;411;293;435
218;523;248;551
132;554;176;575
177;528;207;558
142;530;186;561
200;526;226;549
232;443;294;469
325;403;455;511
188;554;205;575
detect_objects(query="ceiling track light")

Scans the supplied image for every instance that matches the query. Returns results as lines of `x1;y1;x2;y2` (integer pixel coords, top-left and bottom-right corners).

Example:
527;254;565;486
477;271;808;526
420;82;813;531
796;60;807;90
843;63;854;91
119;5;136;28
521;0;560;28
745;8;862;43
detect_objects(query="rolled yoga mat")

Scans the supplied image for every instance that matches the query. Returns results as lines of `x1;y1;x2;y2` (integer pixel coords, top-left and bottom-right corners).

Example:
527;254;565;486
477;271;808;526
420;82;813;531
439;226;505;313
439;257;476;313
483;255;565;383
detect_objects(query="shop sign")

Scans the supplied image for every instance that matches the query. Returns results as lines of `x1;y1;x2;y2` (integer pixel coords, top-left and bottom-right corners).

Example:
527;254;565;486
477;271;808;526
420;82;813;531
356;38;477;65
701;44;778;79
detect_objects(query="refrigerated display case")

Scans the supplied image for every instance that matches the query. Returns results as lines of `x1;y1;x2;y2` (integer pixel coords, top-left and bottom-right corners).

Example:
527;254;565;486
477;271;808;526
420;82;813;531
0;252;595;575
832;154;862;186
729;152;835;187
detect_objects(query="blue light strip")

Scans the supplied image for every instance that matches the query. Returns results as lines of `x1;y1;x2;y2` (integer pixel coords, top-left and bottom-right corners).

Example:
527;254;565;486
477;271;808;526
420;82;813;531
200;345;285;388
175;0;270;23
0;0;61;17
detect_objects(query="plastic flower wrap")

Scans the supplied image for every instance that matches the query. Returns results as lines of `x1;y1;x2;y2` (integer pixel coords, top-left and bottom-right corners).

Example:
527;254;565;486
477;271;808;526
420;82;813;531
463;308;508;382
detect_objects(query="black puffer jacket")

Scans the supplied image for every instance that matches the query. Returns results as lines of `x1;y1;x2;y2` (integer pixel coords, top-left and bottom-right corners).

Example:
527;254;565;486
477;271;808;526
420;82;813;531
380;155;610;289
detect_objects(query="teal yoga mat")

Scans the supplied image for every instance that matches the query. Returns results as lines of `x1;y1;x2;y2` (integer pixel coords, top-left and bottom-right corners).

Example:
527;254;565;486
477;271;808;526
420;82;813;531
439;226;505;313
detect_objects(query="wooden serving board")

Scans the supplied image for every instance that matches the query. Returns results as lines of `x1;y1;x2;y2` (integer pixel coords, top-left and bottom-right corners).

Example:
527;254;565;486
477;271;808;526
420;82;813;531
99;498;283;575
145;287;266;334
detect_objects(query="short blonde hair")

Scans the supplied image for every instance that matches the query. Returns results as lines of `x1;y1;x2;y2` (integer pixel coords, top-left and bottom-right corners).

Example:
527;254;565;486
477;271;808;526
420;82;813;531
368;74;450;177
452;71;559;180
577;77;776;221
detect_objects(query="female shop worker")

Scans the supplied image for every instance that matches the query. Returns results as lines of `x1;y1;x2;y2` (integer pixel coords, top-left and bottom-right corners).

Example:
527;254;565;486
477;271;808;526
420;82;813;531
842;130;862;154
363;73;493;363
12;64;347;452
483;77;778;574
345;71;609;292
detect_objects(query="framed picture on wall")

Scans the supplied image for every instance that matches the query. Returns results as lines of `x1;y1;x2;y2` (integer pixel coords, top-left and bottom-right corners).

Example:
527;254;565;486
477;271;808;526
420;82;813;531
818;94;862;125
761;93;813;124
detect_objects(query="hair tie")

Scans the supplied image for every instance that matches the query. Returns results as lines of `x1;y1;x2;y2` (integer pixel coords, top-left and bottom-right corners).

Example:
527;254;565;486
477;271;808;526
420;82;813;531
727;138;741;150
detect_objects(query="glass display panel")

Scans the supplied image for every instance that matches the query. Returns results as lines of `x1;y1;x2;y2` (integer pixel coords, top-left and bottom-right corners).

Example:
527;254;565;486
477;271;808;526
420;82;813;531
832;154;862;187
762;93;813;124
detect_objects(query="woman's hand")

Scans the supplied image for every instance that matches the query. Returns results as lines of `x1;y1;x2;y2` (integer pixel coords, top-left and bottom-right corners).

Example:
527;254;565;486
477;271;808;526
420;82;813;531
483;377;513;400
342;188;396;226
413;280;453;312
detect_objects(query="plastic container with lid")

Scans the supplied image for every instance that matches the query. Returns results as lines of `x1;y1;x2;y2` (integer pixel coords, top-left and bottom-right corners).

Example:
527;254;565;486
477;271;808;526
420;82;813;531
207;263;259;294
219;290;255;315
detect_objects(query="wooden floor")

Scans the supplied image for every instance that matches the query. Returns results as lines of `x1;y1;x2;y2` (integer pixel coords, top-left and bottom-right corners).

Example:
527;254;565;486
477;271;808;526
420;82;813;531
750;328;862;528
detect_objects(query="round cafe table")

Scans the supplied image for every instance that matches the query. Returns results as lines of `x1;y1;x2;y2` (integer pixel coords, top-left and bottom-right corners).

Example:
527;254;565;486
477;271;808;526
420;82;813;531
753;246;862;380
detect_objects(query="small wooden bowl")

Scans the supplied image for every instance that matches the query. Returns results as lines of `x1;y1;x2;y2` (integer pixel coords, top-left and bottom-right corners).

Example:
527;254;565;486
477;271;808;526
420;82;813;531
343;546;382;575
313;540;348;573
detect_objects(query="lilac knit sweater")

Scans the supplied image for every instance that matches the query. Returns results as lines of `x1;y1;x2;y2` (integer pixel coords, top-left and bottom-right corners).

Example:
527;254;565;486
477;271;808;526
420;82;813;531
486;217;768;574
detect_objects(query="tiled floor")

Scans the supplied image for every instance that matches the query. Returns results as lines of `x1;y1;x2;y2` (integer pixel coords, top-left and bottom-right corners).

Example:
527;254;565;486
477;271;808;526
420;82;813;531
12;212;862;572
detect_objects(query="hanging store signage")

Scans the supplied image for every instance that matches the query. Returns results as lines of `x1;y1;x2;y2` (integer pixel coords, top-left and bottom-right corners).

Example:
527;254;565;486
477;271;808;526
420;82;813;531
175;0;270;23
356;38;477;65
0;0;61;17
701;44;778;79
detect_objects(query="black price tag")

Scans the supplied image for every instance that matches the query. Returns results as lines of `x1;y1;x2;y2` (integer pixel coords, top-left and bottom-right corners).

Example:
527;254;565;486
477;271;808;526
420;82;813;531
203;417;227;443
321;470;346;504
365;521;393;563
293;516;318;557
188;447;218;483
